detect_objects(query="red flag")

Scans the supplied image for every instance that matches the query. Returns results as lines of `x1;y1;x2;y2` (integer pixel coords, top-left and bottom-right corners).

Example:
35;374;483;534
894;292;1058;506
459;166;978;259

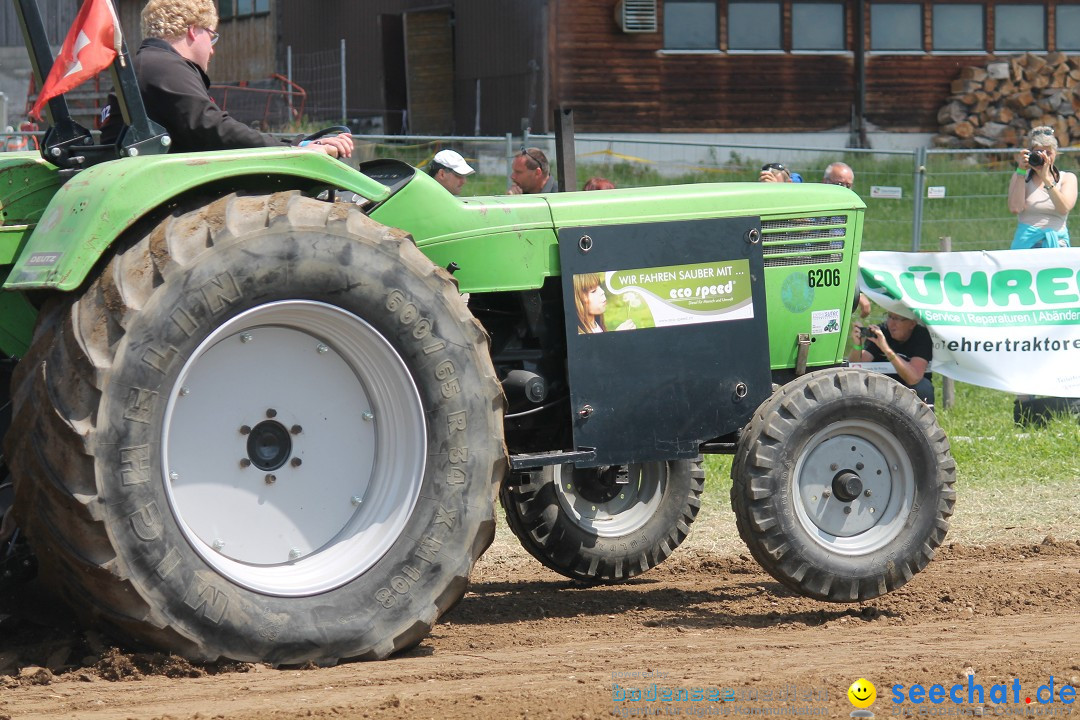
30;0;122;121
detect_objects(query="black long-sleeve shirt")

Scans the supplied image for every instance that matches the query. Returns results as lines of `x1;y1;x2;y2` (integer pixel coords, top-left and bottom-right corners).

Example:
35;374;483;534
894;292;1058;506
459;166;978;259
101;38;285;152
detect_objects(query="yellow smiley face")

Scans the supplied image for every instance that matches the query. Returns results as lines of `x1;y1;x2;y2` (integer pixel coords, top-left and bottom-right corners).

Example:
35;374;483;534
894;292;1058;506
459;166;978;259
848;678;877;709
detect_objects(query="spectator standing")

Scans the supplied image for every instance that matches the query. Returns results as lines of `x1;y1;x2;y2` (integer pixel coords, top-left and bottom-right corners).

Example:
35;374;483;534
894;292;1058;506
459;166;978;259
510;147;558;194
823;162;854;189
427;149;475;196
849;312;934;406
583;176;616;191
1008;126;1076;248
759;163;793;183
100;0;351;157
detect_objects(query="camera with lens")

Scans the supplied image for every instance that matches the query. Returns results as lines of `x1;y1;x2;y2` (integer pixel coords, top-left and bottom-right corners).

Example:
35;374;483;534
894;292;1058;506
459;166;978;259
858;325;873;339
1028;149;1046;168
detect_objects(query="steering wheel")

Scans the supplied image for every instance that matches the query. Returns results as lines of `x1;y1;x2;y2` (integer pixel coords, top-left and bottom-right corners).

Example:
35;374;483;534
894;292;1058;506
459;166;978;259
302;125;352;143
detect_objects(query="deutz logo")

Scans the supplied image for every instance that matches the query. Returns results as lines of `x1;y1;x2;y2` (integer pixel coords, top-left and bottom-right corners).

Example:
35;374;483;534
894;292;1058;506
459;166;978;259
25;252;62;266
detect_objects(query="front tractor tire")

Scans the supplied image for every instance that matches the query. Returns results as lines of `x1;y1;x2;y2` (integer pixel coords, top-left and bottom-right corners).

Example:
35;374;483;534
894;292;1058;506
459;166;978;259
6;192;506;664
731;368;955;602
501;460;704;583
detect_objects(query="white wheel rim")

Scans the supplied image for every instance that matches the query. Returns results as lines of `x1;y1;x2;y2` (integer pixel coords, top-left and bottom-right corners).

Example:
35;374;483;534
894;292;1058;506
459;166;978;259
161;300;426;597
553;464;663;537
792;419;915;556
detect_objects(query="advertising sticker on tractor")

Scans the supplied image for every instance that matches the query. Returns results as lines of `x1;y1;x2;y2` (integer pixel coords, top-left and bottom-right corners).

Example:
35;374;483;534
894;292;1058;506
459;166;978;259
574;259;753;333
812;309;842;334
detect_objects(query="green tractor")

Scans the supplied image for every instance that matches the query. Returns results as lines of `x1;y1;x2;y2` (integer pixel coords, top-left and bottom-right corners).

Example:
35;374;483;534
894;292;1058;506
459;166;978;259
0;0;954;665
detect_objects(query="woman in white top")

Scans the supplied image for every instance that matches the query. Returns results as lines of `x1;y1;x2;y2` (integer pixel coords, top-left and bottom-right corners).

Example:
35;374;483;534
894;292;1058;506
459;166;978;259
1008;125;1077;249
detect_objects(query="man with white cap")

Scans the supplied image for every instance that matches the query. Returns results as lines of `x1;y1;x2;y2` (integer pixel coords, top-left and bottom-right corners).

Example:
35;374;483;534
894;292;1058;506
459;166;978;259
427;149;475;196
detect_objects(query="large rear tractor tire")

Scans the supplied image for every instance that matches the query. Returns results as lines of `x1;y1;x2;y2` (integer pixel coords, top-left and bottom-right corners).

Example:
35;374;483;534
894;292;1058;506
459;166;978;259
501;460;704;583
731;368;955;602
6;192;506;664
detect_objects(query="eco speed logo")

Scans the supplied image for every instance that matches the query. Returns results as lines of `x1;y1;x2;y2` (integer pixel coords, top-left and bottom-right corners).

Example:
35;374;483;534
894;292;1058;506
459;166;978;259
891;677;1076;716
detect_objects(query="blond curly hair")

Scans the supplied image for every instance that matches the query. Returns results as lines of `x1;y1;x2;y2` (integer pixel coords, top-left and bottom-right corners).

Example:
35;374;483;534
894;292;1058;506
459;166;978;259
141;0;218;40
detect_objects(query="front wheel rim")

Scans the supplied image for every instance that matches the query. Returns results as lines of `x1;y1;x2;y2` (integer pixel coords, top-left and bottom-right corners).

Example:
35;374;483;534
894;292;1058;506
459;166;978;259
792;419;915;556
161;300;426;597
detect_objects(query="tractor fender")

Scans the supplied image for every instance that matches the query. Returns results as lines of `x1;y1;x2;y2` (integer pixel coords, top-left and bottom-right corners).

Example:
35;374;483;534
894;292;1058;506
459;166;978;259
3;147;390;292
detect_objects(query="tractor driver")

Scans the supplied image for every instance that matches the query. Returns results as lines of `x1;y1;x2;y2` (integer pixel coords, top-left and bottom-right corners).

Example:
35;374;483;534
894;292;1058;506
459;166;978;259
100;0;352;158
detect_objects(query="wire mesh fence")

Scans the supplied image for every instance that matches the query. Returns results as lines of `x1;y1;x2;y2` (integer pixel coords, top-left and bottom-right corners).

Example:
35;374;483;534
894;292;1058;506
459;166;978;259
288;47;343;125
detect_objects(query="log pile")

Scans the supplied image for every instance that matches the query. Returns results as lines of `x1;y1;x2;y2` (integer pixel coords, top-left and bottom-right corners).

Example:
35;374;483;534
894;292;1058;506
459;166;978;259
934;52;1080;149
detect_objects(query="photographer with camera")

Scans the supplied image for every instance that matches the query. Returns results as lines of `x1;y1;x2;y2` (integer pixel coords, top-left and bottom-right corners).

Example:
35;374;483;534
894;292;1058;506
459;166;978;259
1008;126;1076;249
759;163;802;183
849;313;934;406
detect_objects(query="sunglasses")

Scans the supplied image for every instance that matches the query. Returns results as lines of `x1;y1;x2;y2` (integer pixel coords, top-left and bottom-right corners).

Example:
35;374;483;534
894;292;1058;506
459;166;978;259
520;147;547;170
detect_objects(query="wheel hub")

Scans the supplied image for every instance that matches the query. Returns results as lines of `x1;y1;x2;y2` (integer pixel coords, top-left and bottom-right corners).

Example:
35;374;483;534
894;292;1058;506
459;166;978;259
246;420;293;472
831;470;863;502
572;465;627;504
796;432;899;540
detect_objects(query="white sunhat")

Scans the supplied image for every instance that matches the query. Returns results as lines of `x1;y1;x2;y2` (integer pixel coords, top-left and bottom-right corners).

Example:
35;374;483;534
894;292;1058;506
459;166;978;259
432;149;475;175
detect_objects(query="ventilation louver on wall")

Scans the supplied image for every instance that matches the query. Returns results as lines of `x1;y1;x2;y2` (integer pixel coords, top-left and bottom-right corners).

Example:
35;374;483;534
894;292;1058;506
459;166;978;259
615;0;658;33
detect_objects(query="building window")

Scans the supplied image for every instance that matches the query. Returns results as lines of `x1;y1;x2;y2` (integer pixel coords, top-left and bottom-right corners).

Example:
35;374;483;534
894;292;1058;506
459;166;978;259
219;0;269;20
728;2;781;51
791;2;844;51
664;1;719;50
995;4;1044;51
1055;5;1080;51
932;4;983;51
870;3;923;51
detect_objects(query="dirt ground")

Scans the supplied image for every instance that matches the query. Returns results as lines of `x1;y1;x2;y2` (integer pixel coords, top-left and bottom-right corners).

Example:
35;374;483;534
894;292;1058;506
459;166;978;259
1;530;1078;720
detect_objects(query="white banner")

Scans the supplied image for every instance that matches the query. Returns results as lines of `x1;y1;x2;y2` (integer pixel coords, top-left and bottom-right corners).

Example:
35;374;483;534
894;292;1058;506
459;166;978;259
859;249;1080;397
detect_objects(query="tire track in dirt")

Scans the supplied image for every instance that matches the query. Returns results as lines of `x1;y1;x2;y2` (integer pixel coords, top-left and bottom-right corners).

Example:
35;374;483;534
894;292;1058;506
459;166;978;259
1;540;1078;720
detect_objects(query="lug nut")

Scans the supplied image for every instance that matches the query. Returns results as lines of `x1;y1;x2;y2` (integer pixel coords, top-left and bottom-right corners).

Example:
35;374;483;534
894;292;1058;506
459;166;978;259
291;424;302;435
265;474;276;484
240;458;251;468
856;462;865;470
291;457;302;468
822;490;831;498
317;344;329;354
830;463;839;471
864;489;872;497
266;409;277;418
843;506;852;514
240;425;251;435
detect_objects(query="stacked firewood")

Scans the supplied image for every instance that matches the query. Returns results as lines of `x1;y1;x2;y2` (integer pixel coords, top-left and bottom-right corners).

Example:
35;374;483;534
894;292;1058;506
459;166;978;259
934;52;1080;149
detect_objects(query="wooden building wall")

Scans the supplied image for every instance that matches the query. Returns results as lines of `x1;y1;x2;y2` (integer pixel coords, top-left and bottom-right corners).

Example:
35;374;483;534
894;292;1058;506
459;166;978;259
550;0;1067;134
0;0;78;46
213;12;276;82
